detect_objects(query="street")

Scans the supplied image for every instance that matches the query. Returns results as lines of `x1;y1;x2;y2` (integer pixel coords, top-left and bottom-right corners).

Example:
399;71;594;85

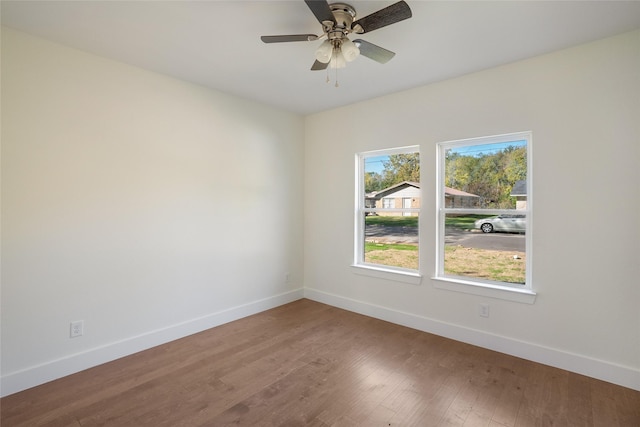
365;225;525;252
445;228;525;252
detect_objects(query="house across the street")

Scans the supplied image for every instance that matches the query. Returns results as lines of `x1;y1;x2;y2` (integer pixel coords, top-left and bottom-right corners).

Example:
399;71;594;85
511;179;527;210
366;181;480;215
444;186;481;208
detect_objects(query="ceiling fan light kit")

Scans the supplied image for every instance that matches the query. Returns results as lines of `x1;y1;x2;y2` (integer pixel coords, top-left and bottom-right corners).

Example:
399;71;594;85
315;37;359;68
261;0;412;82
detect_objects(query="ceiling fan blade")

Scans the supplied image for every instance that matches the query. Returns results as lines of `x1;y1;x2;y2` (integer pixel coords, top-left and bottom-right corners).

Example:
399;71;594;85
304;0;336;25
261;34;319;43
352;1;412;34
311;60;329;71
353;39;396;64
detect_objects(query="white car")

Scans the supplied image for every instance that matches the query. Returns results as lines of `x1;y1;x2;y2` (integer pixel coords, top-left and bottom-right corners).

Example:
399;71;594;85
475;214;526;233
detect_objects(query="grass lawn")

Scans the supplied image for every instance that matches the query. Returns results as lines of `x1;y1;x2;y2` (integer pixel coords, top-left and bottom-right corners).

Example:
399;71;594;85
365;216;418;227
444;245;525;284
365;214;488;229
444;214;488;230
365;242;418;269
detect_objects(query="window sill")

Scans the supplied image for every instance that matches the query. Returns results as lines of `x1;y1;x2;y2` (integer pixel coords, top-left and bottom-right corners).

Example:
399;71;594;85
432;276;536;304
352;264;422;285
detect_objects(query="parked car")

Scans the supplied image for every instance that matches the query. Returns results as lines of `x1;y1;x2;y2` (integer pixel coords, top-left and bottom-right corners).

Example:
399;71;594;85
474;214;526;233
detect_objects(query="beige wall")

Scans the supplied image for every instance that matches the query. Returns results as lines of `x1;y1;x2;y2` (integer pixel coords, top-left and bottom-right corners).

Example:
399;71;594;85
1;28;305;395
305;30;640;389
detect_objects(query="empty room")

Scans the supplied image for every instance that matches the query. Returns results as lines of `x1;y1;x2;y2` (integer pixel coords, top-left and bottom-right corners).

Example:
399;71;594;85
1;1;639;426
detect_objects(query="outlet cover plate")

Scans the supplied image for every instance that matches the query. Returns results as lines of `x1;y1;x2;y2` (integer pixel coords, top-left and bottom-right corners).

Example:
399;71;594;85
70;320;84;338
479;304;490;318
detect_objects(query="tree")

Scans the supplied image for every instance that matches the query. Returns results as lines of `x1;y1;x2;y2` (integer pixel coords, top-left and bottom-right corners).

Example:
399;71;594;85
381;153;420;188
364;171;385;193
445;146;526;208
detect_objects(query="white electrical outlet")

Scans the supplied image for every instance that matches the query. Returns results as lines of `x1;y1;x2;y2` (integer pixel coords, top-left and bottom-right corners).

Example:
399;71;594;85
479;303;490;318
70;320;84;338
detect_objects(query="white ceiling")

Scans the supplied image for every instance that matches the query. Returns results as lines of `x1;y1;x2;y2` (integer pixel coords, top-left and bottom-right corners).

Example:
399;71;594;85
3;1;640;115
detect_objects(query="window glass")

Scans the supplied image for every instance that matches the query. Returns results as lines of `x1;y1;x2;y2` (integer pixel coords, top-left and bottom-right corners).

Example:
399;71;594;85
438;133;530;288
356;147;420;272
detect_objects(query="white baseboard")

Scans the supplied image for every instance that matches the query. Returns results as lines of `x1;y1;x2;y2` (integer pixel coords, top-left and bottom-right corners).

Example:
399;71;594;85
304;287;640;392
5;287;637;397
1;288;304;397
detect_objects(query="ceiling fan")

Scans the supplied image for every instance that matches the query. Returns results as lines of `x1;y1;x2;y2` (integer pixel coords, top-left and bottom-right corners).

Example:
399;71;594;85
260;0;412;71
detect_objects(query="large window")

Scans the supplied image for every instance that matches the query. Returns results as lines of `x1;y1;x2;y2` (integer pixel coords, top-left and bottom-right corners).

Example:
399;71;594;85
355;146;420;277
436;132;533;298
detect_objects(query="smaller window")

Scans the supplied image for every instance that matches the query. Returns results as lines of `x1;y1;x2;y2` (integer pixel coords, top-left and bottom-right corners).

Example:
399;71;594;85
355;146;420;277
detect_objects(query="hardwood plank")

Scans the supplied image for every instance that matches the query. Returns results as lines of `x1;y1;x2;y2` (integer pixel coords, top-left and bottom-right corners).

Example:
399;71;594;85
566;373;594;426
2;299;639;427
489;356;525;427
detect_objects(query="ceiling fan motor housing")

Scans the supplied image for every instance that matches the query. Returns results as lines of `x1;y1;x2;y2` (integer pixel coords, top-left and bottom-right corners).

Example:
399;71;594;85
326;3;357;40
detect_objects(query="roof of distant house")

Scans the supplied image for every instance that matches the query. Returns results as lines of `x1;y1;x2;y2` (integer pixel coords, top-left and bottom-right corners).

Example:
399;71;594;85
444;187;480;198
511;180;527;196
367;181;479;199
367;181;420;199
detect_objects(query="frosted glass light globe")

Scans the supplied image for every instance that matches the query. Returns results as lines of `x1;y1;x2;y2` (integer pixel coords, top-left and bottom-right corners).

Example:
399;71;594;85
315;40;333;63
341;38;360;62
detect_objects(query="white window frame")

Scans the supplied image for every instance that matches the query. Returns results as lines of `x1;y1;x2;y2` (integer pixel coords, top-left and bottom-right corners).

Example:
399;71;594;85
434;132;536;304
353;146;422;285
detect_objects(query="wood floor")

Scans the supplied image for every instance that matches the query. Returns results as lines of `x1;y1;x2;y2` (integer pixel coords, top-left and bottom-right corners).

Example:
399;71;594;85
2;299;639;426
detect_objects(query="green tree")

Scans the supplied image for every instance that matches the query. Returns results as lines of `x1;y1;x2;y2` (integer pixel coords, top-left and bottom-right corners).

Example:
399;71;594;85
381;153;420;188
364;171;385;193
445;151;477;190
444;145;526;208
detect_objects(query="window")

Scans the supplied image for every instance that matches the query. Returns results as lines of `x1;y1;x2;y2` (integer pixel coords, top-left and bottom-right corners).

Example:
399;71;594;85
354;146;421;282
435;132;535;302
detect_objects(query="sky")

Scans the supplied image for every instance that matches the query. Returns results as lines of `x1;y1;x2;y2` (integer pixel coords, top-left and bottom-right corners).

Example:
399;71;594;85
364;155;388;175
365;140;526;175
448;140;527;157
